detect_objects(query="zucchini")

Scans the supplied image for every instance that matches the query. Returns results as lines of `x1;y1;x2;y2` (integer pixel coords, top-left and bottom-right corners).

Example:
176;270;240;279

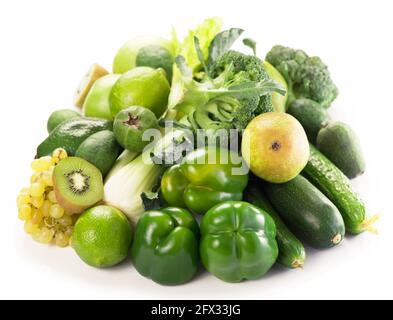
303;144;375;234
263;175;345;249
245;185;305;268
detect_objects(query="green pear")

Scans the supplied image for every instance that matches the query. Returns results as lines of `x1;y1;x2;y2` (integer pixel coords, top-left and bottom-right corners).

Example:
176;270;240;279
263;61;288;112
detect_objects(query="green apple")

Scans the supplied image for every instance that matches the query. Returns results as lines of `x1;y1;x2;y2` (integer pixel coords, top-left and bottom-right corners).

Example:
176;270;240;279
242;112;309;183
74;63;109;108
110;67;170;118
263;61;288;112
83;74;120;120
113;35;174;78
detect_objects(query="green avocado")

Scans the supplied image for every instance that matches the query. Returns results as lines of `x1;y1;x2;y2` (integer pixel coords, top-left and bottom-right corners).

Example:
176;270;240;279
75;130;122;176
36;117;112;158
287;98;331;143
316;122;365;179
47;109;81;133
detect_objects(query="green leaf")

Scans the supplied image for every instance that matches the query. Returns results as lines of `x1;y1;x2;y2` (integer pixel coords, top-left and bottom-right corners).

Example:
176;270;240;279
243;38;257;55
178;17;223;72
175;55;193;80
203;79;287;100
207;28;244;69
168;17;222;109
194;36;209;73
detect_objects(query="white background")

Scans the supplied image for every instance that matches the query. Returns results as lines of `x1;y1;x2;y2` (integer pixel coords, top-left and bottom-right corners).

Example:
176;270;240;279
1;0;392;300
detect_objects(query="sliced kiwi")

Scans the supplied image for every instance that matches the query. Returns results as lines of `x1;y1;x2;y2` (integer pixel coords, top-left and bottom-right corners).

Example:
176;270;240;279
74;63;109;108
53;157;103;214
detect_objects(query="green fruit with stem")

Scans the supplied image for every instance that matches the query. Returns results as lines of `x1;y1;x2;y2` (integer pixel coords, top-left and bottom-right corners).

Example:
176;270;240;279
113;106;159;153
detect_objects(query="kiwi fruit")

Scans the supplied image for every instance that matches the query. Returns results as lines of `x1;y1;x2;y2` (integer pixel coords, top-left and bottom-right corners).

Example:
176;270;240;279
53;157;104;214
74;63;109;108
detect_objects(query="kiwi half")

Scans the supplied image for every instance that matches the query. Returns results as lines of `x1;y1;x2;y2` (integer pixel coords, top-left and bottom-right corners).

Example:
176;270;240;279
53;157;103;214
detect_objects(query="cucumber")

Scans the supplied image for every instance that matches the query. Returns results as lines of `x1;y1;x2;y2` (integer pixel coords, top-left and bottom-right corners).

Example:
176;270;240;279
263;175;345;249
316;122;365;179
245;185;305;268
303;144;372;234
287;98;330;143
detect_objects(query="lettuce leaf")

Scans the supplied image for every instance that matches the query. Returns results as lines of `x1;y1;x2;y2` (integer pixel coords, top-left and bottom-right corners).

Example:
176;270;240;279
168;17;222;109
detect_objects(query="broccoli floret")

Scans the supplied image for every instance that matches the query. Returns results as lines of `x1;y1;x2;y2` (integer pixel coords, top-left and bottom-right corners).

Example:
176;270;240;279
192;95;260;131
174;50;283;132
208;50;274;129
266;45;338;108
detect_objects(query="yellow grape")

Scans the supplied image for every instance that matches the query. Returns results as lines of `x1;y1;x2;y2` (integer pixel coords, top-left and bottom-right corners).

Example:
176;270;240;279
58;214;72;227
31;208;43;225
30;182;45;197
47;190;57;203
65;226;74;237
31;159;43;172
17;194;31;207
55;231;69;247
31;196;44;209
43;216;56;229
25;221;40;235
18;204;32;221
50;204;64;219
30;172;41;184
38;227;54;244
42;167;54;187
52;148;68;164
40;200;52;217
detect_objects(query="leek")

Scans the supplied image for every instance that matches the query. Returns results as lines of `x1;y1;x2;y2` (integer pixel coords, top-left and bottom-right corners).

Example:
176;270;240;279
103;150;163;224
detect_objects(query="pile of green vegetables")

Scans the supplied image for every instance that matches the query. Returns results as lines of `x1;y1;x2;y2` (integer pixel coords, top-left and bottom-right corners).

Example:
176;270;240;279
17;17;378;285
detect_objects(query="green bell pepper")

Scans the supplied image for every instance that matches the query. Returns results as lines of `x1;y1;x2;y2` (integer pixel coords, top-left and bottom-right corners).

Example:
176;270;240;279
200;201;278;283
161;147;249;214
131;207;199;285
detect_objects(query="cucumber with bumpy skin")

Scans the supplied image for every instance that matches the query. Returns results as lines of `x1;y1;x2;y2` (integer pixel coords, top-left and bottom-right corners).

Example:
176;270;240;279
303;144;376;234
245;185;305;268
263;175;345;249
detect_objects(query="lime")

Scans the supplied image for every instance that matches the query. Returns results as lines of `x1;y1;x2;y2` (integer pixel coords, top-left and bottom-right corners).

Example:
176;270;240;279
72;205;132;268
112;35;174;74
83;74;120;120
135;45;174;80
109;67;170;118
